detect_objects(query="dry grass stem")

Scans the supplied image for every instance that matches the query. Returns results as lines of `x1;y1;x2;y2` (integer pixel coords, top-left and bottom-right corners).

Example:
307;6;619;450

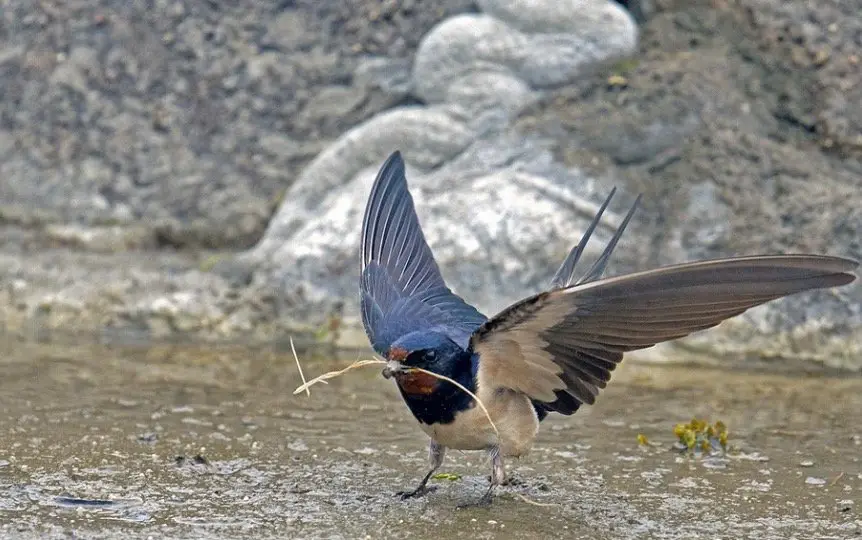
292;359;386;394
291;352;499;437
513;492;559;507
290;337;310;397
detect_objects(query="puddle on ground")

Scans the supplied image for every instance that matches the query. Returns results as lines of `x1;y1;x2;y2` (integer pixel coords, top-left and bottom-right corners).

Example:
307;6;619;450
0;337;860;539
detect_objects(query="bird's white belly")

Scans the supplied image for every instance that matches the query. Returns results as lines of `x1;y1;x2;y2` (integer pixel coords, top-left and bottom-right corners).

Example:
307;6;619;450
418;388;540;457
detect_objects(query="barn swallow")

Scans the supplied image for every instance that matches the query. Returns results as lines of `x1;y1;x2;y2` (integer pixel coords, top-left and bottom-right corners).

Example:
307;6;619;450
359;151;858;506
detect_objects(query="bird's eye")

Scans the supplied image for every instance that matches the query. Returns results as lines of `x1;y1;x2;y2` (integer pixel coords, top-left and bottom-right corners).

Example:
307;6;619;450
425;350;436;360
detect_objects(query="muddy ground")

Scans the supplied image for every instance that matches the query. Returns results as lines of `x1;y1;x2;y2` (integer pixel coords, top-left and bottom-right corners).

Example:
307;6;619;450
1;338;859;539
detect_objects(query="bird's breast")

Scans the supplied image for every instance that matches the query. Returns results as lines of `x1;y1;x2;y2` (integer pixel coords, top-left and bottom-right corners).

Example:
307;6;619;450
418;387;540;456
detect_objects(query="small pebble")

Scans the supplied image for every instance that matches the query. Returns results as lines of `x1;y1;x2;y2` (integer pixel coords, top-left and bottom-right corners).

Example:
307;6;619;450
805;477;826;486
799;460;814;467
137;432;158;444
287;440;308;452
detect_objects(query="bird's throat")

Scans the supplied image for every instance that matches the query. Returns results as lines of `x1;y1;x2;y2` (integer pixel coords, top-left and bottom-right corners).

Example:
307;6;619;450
395;370;439;396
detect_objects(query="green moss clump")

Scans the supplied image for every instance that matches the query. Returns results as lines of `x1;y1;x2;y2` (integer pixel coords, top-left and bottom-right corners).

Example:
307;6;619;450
673;418;728;455
431;472;461;481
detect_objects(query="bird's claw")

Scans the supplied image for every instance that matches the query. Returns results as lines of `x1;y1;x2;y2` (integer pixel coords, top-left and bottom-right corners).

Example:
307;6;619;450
396;485;437;500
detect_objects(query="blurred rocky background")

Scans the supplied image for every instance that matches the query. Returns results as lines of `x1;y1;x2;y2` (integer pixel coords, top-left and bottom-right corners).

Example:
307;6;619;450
1;0;860;370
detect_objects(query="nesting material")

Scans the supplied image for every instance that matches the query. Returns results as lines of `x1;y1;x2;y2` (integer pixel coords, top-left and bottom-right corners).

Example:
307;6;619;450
290;344;499;436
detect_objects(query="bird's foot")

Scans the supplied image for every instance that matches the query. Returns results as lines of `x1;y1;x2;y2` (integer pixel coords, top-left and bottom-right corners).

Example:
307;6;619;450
459;446;502;508
396;485;437;500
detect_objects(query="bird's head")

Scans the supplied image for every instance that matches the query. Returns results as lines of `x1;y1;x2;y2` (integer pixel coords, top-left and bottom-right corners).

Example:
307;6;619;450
381;331;460;380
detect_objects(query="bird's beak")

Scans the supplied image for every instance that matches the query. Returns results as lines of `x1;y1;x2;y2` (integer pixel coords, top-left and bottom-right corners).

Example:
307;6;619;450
381;359;403;379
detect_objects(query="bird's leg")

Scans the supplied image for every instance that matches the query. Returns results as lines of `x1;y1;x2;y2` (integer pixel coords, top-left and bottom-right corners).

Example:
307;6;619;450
458;446;504;509
397;440;445;499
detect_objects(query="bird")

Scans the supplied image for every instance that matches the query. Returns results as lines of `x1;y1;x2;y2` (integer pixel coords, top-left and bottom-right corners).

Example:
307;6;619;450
358;150;858;507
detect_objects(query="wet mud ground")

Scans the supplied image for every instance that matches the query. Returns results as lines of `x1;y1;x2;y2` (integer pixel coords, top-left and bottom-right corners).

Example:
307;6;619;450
0;337;860;539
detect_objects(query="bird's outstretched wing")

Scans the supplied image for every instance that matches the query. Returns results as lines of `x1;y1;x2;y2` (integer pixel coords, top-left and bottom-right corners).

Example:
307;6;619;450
471;255;858;414
360;151;488;355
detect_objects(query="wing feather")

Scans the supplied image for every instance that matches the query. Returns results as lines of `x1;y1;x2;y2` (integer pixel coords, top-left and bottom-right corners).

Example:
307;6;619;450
472;255;858;414
360;151;487;355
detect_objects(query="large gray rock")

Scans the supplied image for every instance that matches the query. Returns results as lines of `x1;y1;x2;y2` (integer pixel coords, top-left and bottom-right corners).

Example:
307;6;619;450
246;2;637;260
257;135;638;320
